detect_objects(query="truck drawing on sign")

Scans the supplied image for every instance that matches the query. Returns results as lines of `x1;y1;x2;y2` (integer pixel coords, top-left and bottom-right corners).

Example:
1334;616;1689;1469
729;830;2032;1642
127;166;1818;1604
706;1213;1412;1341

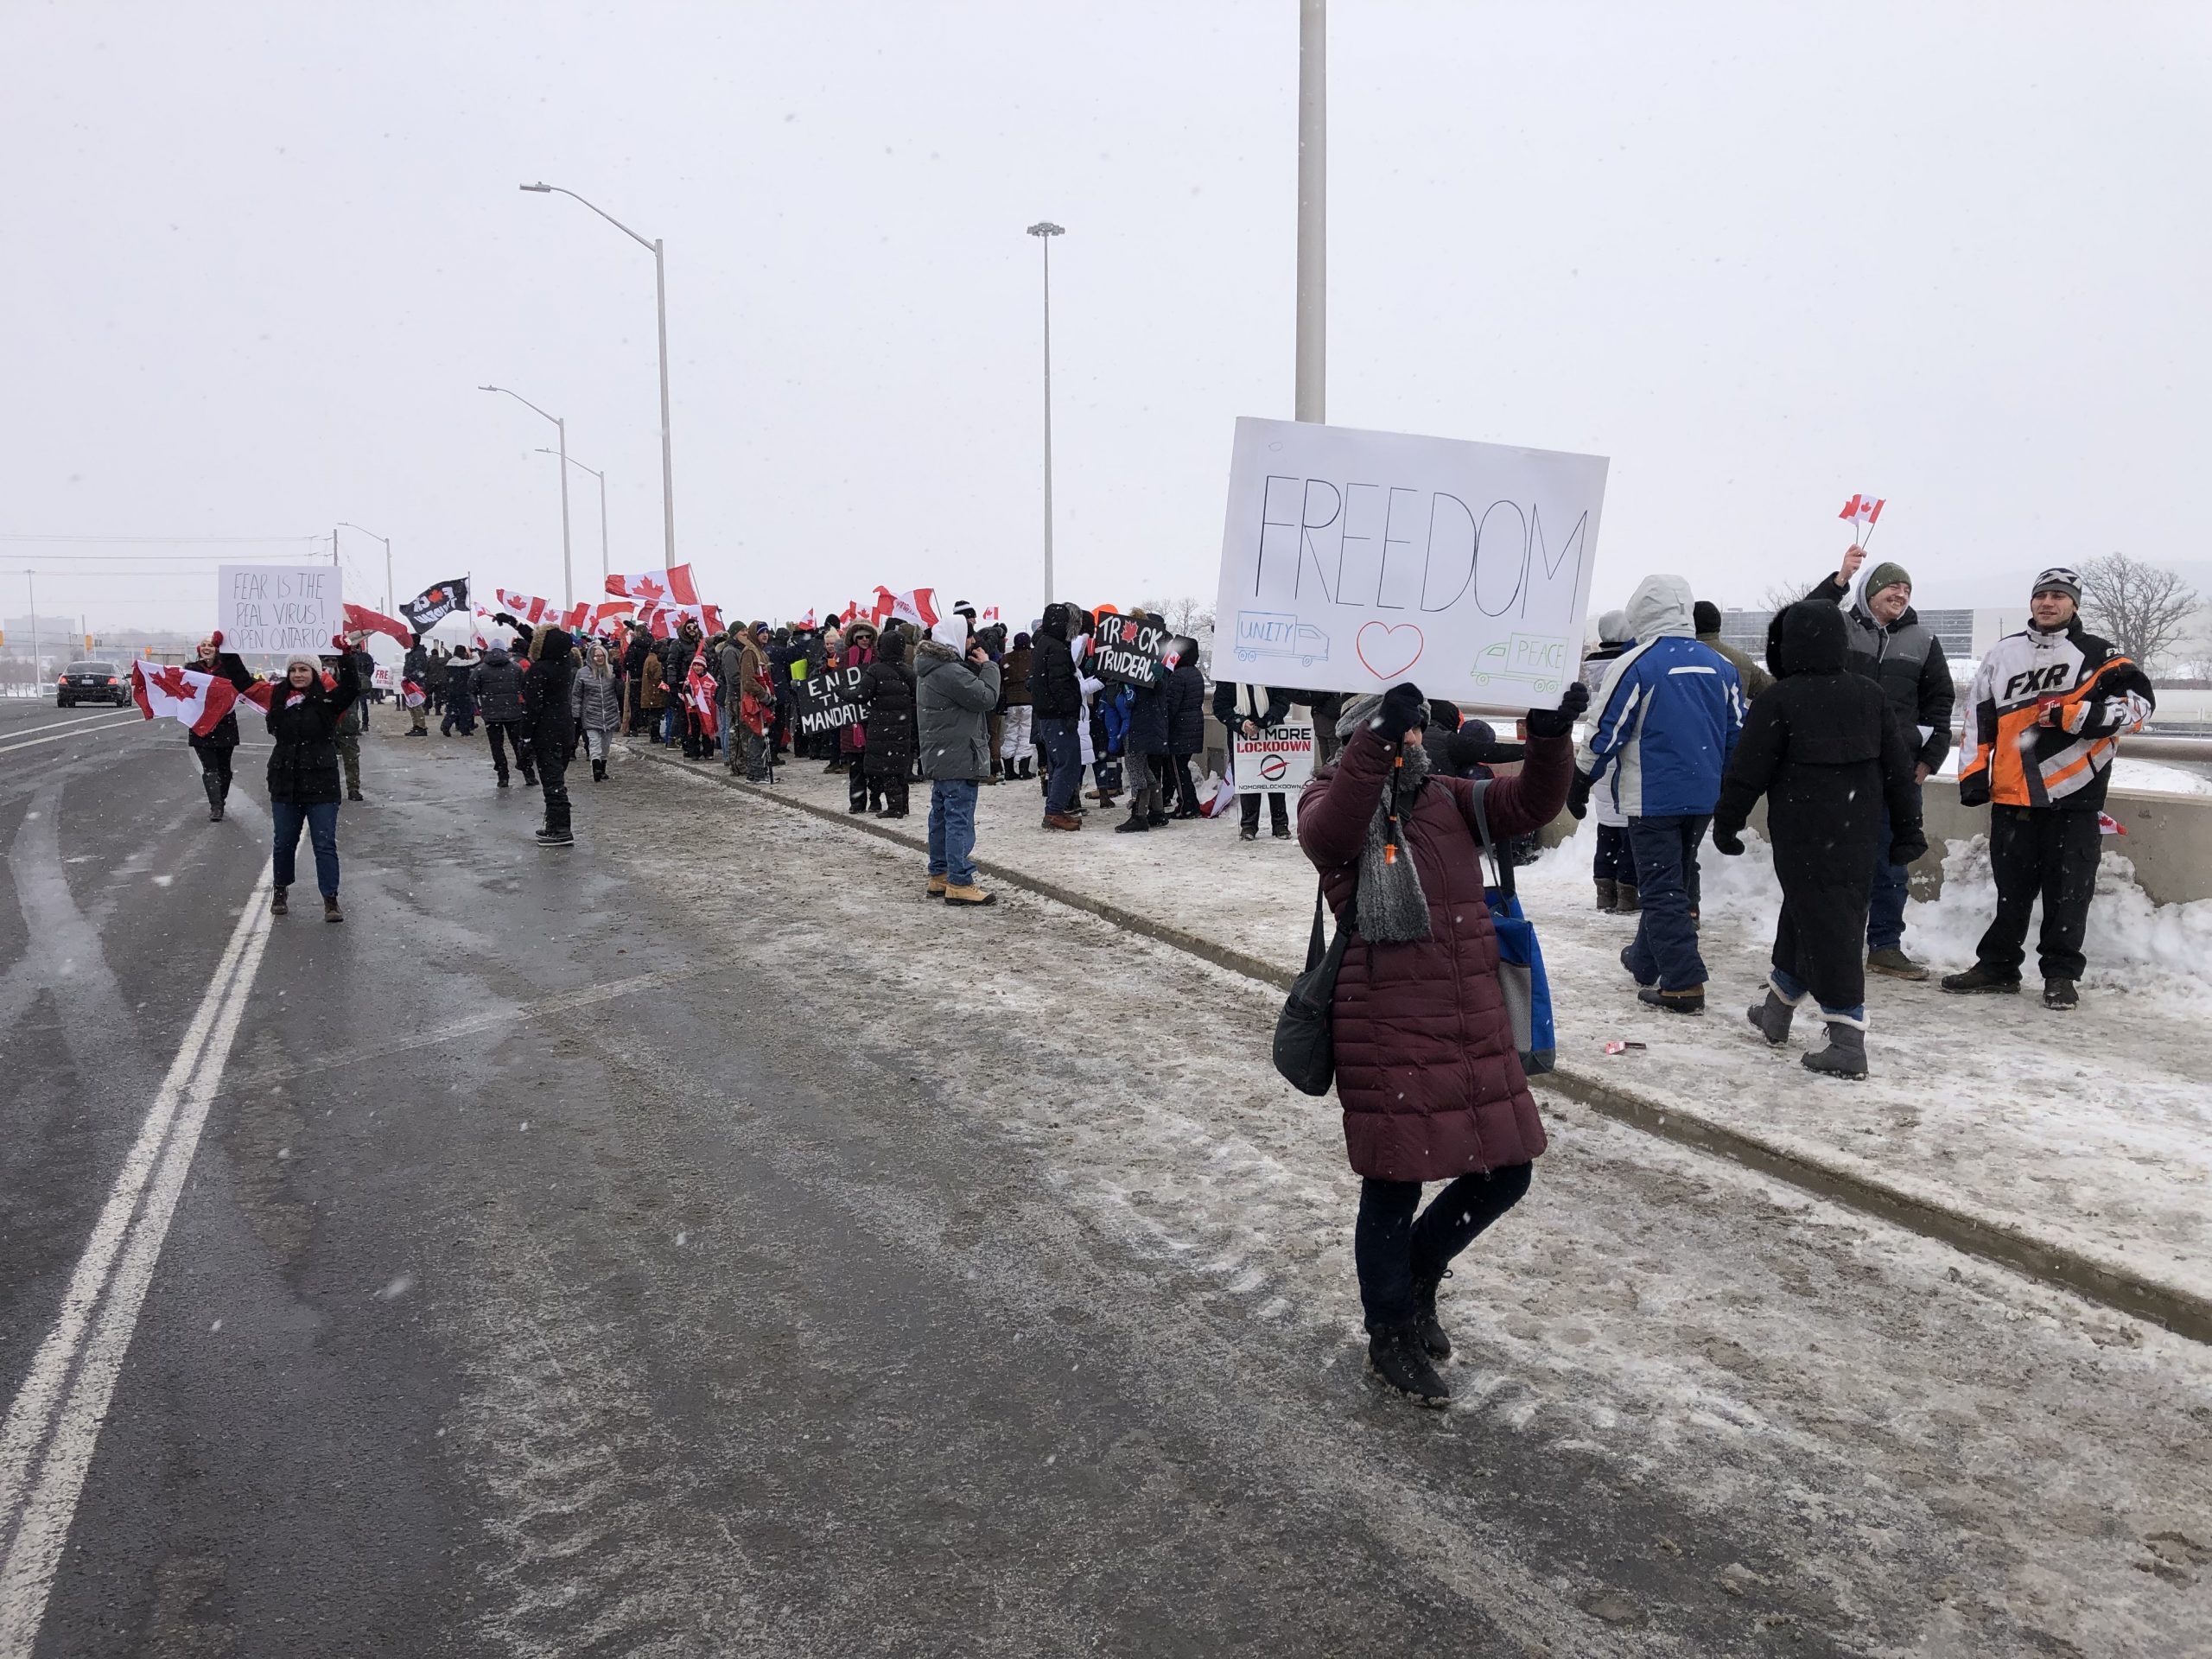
1470;632;1567;695
1232;611;1330;667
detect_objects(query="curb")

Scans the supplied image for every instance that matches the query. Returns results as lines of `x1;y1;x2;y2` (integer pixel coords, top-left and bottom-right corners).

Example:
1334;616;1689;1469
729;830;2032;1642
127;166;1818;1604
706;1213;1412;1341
635;742;2212;1346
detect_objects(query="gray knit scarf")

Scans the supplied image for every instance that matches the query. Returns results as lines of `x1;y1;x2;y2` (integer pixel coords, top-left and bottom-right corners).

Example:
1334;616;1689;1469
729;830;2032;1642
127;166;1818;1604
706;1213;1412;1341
1351;730;1433;943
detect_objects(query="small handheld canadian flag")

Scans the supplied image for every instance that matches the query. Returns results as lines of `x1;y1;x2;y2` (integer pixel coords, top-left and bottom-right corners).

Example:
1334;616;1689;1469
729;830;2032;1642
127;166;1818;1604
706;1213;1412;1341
2098;811;2126;837
1839;493;1886;542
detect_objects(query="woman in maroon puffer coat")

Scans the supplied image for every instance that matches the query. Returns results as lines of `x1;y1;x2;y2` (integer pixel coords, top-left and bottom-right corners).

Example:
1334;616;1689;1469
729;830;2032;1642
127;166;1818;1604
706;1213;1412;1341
1298;678;1582;1405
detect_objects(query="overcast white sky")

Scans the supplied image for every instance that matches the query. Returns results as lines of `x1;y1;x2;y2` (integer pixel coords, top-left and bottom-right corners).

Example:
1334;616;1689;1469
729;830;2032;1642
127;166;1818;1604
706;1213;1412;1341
3;1;2208;637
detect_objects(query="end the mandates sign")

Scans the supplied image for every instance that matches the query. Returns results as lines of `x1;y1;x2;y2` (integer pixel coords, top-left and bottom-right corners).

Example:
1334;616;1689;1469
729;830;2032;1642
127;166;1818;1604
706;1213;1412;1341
219;565;345;655
1208;417;1608;705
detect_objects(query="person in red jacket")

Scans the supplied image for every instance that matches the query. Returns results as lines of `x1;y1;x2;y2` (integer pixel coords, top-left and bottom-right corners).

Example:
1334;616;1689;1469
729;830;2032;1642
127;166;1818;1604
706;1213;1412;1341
1298;677;1583;1406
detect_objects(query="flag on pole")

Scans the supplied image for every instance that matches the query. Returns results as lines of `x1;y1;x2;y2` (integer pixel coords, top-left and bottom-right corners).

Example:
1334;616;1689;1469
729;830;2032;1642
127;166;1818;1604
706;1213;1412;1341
131;662;240;735
875;587;939;629
979;605;1001;622
1838;493;1885;528
796;608;818;630
342;602;412;651
398;578;471;632
606;565;700;606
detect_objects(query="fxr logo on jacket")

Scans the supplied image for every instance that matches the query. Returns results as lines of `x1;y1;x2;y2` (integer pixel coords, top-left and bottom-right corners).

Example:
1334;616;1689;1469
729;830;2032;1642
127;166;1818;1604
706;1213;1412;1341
1960;620;2154;810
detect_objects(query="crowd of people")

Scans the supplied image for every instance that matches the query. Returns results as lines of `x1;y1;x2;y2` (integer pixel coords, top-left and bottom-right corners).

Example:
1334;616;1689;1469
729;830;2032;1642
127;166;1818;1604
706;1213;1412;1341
168;549;2158;1407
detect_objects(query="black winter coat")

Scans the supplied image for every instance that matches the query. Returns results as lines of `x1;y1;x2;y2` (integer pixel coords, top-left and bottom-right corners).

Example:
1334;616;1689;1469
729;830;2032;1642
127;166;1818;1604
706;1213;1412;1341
859;657;918;778
1122;673;1169;758
1027;627;1082;719
1714;604;1922;1001
1802;577;1955;771
188;652;257;752
1163;660;1206;753
471;650;526;721
265;658;361;805
525;633;576;753
1212;681;1292;731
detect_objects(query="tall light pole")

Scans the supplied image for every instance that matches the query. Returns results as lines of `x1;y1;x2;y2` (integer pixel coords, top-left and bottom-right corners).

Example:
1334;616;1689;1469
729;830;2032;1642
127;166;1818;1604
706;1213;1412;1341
338;522;392;613
480;385;574;607
537;448;609;583
1027;220;1064;608
1296;0;1326;422
520;183;677;569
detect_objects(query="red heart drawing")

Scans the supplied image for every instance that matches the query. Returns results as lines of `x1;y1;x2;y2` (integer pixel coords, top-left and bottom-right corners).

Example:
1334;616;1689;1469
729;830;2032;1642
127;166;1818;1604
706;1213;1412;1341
1356;620;1424;679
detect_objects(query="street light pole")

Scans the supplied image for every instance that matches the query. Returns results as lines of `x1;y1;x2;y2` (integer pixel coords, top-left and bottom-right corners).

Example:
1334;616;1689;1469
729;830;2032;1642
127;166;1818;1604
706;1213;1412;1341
1027;220;1064;608
338;522;393;613
480;385;575;608
1296;0;1326;423
537;449;609;583
520;183;677;568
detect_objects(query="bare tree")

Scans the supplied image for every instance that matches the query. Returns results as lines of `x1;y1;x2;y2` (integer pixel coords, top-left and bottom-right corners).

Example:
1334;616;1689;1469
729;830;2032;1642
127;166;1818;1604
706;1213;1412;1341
2077;553;2202;674
1138;595;1215;649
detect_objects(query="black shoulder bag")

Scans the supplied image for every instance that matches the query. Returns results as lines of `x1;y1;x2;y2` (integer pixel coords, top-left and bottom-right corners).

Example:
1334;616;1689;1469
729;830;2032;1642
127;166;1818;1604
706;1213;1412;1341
1273;874;1354;1096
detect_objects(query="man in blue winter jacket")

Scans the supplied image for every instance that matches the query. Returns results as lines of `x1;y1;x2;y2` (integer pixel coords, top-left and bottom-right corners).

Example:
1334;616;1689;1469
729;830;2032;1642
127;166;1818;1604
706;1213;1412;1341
1576;574;1745;1013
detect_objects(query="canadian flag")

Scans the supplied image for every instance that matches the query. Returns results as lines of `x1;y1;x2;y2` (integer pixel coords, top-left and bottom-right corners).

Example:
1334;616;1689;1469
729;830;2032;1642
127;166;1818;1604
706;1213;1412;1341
493;589;566;626
684;652;720;739
1839;493;1886;527
591;599;635;631
875;587;939;629
2098;811;2127;836
1198;767;1240;818
132;662;240;735
342;602;412;650
471;606;508;651
979;606;1001;622
606;565;700;607
240;681;276;713
796;609;818;630
838;599;859;626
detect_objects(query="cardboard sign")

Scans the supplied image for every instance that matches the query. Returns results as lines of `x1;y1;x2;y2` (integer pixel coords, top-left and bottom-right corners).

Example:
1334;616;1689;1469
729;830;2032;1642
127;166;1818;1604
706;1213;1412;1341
791;671;860;737
1233;721;1315;793
1208;417;1607;705
220;565;345;655
1092;613;1173;689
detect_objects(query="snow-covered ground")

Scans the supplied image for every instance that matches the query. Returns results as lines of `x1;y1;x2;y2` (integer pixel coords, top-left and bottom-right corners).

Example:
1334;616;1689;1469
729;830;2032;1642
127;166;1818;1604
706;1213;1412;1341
716;751;2212;1306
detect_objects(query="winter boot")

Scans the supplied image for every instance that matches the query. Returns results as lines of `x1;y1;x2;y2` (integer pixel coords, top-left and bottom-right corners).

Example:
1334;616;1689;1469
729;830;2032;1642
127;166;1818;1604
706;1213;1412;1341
346;787;364;803
1638;983;1706;1015
927;874;949;898
592;758;607;782
535;827;575;847
1018;757;1033;779
270;886;289;917
203;773;226;822
1866;946;1929;982
1115;808;1150;834
323;894;344;924
1147;809;1173;828
1619;944;1656;989
944;881;996;906
1043;812;1082;831
1613;883;1641;915
1941;962;2021;995
1594;878;1618;912
1238;824;1258;842
1746;988;1796;1046
1801;1021;1868;1079
1367;1323;1451;1408
1410;1271;1452;1361
2044;976;2079;1011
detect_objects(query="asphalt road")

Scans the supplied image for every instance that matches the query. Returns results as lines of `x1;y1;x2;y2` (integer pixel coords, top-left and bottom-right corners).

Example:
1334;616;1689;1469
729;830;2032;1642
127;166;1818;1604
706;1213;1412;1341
1;702;2204;1657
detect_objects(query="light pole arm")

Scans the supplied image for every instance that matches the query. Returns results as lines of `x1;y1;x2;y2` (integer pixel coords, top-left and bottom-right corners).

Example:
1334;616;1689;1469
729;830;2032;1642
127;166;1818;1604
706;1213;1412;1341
524;183;657;253
480;384;561;429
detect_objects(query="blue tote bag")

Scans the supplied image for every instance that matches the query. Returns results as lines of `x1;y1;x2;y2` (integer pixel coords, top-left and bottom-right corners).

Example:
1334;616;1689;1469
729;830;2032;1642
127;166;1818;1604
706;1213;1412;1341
1468;780;1555;1076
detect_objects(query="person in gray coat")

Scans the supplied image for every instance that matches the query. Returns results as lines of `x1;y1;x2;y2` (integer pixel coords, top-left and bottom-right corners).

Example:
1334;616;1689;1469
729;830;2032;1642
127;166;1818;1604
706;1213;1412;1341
914;616;1001;906
570;645;624;782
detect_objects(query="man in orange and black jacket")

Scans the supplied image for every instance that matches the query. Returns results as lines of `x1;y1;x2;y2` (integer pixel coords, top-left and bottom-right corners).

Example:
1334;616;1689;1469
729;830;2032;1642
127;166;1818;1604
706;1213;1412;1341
1942;567;2154;1010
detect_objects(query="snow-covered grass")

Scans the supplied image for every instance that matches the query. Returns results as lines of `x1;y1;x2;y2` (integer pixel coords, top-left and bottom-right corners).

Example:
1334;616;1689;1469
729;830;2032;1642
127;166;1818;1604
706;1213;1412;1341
2111;757;2212;796
714;752;2212;1306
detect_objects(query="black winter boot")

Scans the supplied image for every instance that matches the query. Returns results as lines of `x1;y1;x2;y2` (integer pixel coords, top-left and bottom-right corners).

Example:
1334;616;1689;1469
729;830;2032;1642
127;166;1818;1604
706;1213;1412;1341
1614;882;1641;915
1114;809;1150;834
1594;878;1618;912
1941;962;2021;995
592;758;607;782
1802;1021;1868;1079
1368;1324;1451;1407
1639;983;1706;1015
1410;1272;1452;1361
1746;988;1796;1046
2044;977;2079;1010
1018;757;1033;779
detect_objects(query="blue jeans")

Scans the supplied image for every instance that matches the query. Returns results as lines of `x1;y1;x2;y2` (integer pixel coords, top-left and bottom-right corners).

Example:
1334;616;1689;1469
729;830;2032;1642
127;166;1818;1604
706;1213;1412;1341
1623;814;1709;991
1035;715;1081;814
1867;783;1921;950
927;779;980;886
271;800;340;897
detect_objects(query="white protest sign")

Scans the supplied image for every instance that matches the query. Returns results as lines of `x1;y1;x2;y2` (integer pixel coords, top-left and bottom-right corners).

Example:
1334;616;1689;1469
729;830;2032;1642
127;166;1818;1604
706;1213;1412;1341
219;565;345;655
1209;417;1607;704
1233;720;1315;793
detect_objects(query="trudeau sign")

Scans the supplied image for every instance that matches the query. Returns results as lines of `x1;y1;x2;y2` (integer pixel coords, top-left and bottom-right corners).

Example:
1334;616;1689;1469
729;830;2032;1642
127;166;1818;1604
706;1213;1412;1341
1209;417;1607;705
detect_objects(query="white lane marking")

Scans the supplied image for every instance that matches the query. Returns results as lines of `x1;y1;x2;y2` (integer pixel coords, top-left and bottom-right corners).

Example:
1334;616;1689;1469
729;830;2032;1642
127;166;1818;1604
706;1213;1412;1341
0;861;276;1657
0;713;145;758
0;711;138;741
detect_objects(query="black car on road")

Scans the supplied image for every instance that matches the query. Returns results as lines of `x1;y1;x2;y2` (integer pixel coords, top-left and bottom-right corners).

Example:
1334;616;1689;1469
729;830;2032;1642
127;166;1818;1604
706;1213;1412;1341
58;661;130;707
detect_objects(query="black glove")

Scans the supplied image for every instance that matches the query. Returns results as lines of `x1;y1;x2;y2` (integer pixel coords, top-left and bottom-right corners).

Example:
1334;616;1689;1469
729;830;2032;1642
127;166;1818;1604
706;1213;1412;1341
1372;682;1427;743
1711;825;1746;856
1957;772;1989;809
1524;681;1589;740
1567;769;1592;821
1889;828;1929;867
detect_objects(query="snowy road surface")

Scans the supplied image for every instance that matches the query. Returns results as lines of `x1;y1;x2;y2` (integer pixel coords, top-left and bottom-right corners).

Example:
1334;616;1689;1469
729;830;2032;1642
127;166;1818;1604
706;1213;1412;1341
2;706;2209;1656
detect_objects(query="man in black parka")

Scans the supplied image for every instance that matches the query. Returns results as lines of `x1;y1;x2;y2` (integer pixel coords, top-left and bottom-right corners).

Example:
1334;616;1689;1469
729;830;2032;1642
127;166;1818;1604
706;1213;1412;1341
1712;602;1925;1080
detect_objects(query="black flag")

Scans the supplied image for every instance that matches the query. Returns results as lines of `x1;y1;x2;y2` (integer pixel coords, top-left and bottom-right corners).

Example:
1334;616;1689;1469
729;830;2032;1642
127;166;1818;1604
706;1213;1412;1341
399;577;471;633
